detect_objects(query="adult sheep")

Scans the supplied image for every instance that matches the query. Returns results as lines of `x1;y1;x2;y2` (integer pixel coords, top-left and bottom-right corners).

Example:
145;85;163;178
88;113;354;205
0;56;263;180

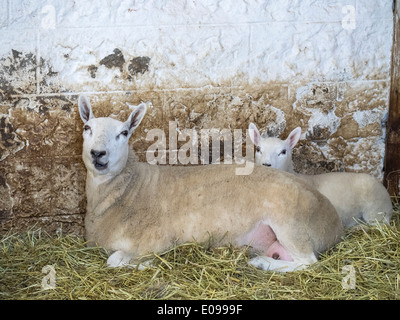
78;95;343;272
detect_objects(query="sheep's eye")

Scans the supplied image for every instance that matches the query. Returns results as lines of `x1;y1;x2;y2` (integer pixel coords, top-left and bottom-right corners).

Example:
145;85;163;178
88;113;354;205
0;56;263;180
120;130;129;137
256;146;261;153
279;149;287;156
84;125;91;131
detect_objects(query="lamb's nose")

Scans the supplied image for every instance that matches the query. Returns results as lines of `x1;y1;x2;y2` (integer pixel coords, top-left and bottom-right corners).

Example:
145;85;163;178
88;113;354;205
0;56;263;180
263;163;271;167
91;149;106;159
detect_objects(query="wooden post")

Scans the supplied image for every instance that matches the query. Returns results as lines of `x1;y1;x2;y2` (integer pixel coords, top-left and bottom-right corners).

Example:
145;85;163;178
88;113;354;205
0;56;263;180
385;0;400;197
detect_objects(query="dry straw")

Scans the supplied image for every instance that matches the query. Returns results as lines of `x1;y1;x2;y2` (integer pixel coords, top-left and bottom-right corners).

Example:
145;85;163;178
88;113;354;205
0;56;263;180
1;201;399;300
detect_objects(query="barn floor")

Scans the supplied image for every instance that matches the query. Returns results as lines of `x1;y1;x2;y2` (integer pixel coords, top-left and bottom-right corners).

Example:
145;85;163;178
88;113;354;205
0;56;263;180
1;201;399;300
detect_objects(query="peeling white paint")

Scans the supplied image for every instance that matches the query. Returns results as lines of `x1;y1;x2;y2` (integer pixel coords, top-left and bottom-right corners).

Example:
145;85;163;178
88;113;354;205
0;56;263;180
352;109;384;128
307;109;341;137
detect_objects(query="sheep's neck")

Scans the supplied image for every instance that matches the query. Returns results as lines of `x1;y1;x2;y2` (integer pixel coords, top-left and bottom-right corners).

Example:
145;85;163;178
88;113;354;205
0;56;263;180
85;149;150;217
287;161;295;174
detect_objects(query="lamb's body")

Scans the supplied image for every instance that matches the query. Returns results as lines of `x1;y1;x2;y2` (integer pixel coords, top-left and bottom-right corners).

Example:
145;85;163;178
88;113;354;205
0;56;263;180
79;95;343;272
249;123;393;228
296;172;392;227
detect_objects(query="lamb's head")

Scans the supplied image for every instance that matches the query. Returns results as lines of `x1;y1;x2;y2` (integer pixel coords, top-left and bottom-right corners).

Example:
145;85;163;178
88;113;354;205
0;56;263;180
78;95;146;177
248;123;301;173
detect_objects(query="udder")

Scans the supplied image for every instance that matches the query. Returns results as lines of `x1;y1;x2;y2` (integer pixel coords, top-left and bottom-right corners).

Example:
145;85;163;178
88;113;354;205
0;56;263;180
266;240;293;261
239;222;293;261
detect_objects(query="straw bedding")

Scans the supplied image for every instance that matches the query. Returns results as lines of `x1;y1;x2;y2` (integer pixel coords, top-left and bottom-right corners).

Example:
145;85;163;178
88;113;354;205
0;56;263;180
1;201;399;300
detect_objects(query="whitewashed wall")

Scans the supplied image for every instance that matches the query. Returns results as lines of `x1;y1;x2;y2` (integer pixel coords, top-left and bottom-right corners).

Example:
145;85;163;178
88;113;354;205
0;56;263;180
0;0;393;234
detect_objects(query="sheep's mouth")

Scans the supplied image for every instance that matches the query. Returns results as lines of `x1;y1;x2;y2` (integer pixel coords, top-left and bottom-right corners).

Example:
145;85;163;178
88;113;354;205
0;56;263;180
94;161;108;171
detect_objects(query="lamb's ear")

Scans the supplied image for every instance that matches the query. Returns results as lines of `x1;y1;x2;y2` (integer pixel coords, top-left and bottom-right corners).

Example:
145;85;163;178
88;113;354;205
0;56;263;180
126;102;147;134
78;95;94;123
286;127;301;149
248;122;261;146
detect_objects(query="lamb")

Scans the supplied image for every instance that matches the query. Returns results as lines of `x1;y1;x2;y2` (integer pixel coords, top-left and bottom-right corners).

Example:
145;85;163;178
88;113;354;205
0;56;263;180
248;122;393;228
77;95;343;272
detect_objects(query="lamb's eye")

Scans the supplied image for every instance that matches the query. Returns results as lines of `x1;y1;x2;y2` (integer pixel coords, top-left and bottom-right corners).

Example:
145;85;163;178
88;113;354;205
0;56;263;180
120;130;129;137
279;149;287;156
256;146;261;153
84;125;91;131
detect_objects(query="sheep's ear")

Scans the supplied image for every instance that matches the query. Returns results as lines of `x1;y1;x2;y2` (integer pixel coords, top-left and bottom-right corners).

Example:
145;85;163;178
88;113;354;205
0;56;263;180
126;102;147;134
78;95;94;123
286;127;301;149
248;122;261;146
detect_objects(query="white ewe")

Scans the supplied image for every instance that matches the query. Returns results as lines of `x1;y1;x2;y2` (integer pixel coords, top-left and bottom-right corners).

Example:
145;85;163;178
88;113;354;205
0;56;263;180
78;95;343;272
249;123;393;228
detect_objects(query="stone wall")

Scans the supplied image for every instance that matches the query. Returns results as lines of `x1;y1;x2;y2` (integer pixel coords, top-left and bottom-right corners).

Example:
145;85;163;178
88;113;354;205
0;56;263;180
0;0;394;234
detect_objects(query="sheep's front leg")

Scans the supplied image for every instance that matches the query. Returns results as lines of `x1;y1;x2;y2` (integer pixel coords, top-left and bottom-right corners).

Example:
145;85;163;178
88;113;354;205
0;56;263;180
107;250;134;267
107;250;152;270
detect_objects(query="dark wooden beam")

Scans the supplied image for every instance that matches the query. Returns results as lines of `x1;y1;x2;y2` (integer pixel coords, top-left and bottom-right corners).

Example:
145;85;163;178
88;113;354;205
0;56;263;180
384;0;400;197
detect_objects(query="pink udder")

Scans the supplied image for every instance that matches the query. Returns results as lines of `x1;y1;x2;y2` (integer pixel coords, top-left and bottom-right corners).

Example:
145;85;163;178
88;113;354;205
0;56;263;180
266;240;293;261
247;223;277;250
242;222;294;262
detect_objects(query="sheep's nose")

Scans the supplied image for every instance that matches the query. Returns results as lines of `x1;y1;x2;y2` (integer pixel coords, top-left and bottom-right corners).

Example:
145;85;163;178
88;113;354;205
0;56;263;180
91;149;107;159
263;163;271;167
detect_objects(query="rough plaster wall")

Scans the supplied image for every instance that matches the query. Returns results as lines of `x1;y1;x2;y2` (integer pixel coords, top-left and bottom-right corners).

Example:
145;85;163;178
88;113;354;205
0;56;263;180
0;0;393;235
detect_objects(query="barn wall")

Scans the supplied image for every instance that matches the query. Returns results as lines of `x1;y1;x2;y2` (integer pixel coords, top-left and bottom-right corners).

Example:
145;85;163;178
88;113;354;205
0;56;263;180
0;0;393;234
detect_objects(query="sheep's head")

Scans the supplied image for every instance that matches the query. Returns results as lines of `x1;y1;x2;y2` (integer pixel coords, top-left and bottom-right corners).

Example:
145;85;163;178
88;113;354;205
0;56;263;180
248;123;301;172
78;95;146;177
